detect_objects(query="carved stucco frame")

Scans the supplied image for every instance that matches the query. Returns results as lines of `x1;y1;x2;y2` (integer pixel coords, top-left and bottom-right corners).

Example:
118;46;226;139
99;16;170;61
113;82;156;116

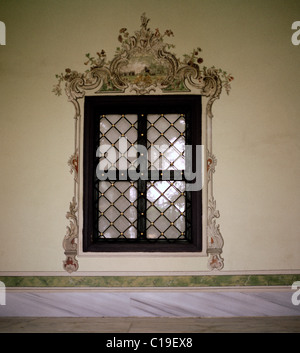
55;14;232;273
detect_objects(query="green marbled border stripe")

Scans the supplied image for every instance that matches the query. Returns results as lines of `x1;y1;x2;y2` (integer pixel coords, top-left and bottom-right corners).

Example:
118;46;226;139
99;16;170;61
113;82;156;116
1;275;300;287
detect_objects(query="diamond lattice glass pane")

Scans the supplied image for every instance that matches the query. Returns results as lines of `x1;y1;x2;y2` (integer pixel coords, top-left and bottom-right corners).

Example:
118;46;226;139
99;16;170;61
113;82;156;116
174;116;185;132
146;204;161;222
173;136;185;153
164;127;180;143
124;207;137;223
104;226;119;238
146;181;186;239
174;215;185;232
105;128;120;143
164;206;181;222
147;114;185;170
99;117;111;131
147;225;160;239
98;217;110;233
99;115;138;170
98;181;138;239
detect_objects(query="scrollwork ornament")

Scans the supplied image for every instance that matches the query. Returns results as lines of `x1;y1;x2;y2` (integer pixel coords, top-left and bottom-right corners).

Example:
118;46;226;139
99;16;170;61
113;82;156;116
62;197;79;273
208;252;224;271
207;150;217;182
53;13;233;99
207;197;224;270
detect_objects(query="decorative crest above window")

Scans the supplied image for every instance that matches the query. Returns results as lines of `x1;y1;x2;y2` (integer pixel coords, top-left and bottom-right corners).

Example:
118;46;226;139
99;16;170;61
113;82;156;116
53;13;233;115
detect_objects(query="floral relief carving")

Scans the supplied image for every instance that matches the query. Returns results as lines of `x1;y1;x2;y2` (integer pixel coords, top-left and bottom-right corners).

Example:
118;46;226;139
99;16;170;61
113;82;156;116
55;13;232;273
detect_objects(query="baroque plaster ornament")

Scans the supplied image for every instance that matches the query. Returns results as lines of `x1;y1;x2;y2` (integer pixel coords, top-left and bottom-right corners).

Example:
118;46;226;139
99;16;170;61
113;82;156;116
62;197;79;273
67;149;79;182
207;149;217;182
54;13;233;273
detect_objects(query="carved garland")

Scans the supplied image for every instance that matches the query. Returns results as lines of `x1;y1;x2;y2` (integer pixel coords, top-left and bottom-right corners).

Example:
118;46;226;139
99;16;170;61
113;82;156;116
54;13;233;273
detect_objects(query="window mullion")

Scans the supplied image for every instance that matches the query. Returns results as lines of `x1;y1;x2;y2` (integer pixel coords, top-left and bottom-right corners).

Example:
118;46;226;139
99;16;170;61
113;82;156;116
137;113;147;240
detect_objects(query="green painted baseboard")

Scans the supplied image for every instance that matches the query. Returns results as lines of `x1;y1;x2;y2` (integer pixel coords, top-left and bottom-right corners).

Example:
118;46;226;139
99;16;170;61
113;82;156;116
1;274;299;288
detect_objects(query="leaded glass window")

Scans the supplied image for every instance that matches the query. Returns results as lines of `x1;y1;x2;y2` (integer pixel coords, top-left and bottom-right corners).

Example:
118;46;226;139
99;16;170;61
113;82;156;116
83;95;202;252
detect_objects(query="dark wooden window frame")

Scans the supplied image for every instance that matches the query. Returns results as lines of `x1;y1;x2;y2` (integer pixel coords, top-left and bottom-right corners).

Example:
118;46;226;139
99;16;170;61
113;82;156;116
83;95;202;252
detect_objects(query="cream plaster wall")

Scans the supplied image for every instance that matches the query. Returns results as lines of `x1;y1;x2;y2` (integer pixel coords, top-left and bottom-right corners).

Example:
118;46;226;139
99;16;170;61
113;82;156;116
0;0;299;273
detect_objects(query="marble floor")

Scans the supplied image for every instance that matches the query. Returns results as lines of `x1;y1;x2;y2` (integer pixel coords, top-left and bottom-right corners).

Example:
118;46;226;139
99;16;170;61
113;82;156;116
1;287;299;318
0;287;300;332
0;316;299;333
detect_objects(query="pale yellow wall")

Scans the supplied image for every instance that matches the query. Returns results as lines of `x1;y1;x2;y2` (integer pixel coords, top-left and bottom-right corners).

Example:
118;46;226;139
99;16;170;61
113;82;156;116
0;0;299;272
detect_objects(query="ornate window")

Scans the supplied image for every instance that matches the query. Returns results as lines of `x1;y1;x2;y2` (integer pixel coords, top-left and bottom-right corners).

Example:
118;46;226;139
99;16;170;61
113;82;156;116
54;14;233;273
83;95;202;252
